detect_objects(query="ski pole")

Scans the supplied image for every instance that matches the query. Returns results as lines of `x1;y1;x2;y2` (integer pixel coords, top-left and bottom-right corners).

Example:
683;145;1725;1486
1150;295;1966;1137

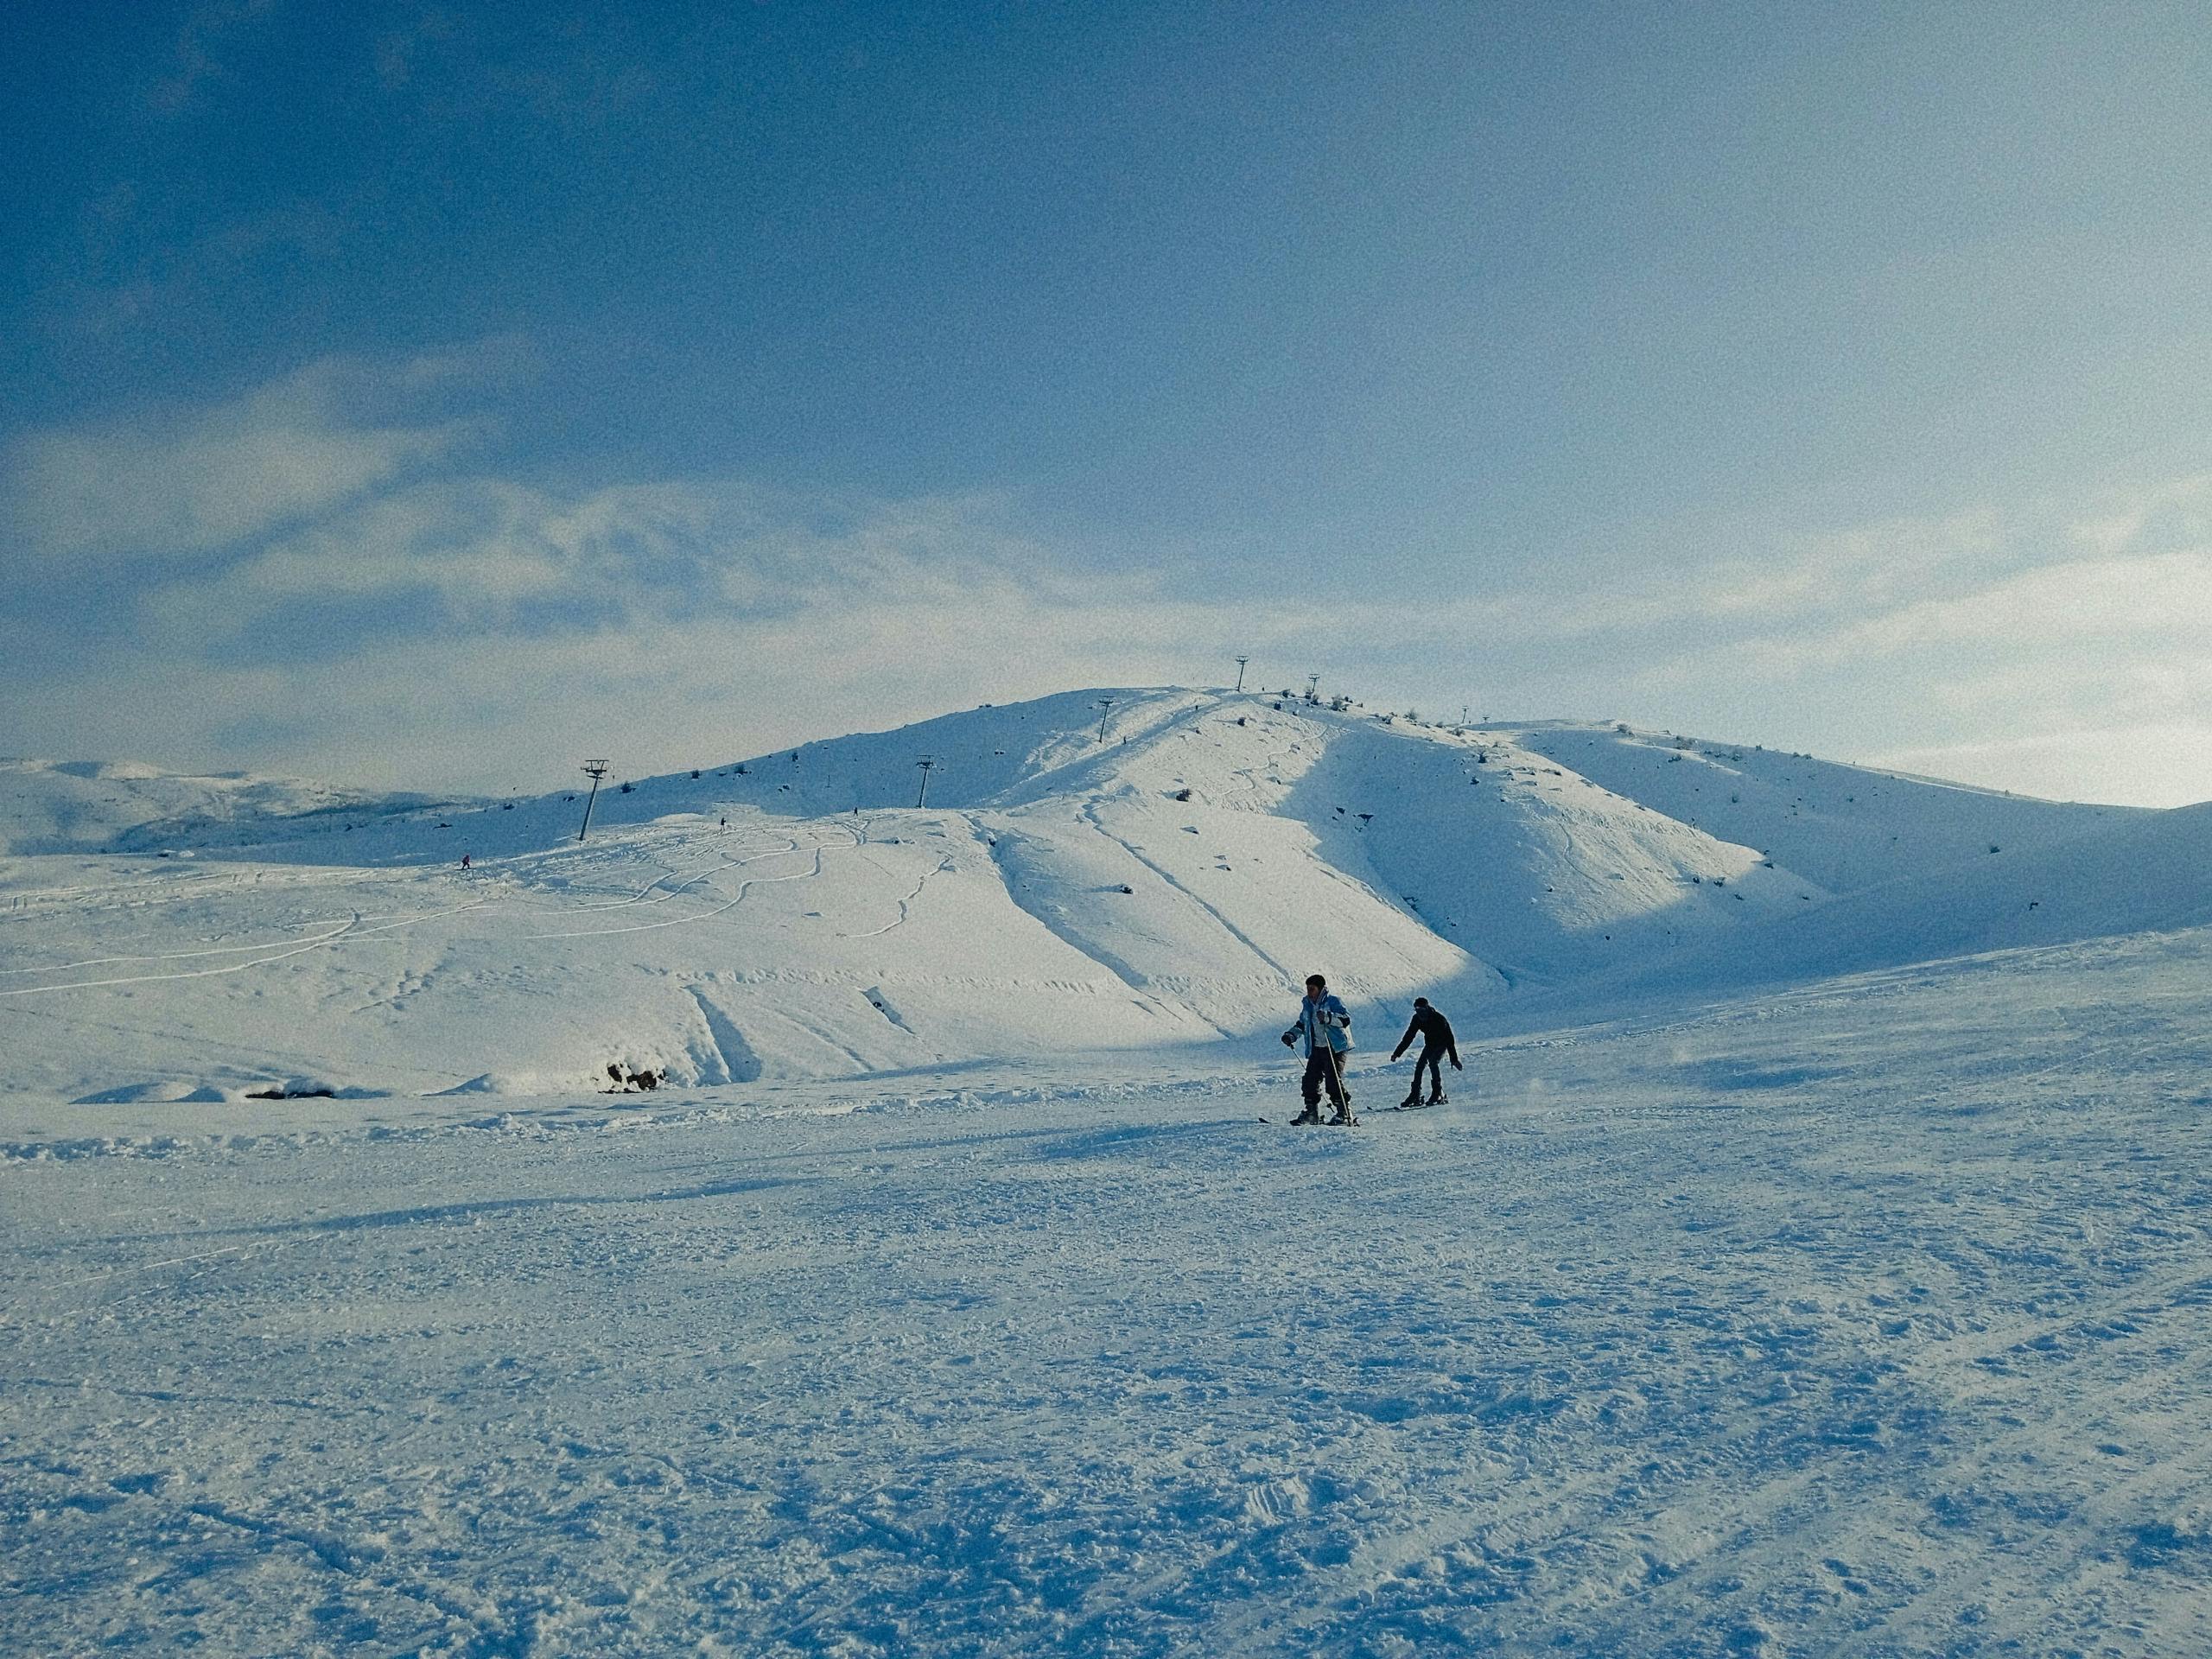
1322;1026;1350;1116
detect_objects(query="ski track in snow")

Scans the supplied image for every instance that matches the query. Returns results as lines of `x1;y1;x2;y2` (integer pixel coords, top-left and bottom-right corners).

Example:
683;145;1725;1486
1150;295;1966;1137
0;899;493;997
839;854;956;939
0;916;361;976
521;841;829;941
509;830;802;915
1079;797;1295;980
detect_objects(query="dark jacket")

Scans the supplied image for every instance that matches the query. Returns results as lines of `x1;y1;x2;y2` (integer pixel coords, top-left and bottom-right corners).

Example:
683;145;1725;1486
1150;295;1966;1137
1390;1005;1458;1063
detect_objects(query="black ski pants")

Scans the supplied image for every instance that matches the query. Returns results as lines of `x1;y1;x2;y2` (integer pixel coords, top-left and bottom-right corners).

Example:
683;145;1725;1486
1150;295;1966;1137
1408;1046;1446;1101
1300;1046;1349;1109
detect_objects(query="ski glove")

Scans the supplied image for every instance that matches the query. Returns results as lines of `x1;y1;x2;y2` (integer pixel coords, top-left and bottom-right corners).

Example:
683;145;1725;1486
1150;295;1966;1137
1281;1031;1297;1048
1451;1058;1463;1070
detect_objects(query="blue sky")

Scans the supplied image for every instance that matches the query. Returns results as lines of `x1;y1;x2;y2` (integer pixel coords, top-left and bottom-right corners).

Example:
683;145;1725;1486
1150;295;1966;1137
4;1;2210;803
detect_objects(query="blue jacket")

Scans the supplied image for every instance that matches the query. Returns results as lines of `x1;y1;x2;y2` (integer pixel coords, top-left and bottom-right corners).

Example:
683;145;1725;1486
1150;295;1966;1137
1284;993;1352;1057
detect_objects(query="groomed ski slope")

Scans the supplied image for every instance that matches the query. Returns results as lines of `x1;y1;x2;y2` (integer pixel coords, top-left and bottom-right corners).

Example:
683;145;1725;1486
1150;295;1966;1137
7;928;2212;1656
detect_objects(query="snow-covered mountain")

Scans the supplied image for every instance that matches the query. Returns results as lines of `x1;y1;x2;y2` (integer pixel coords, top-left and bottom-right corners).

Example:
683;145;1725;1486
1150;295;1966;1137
1;686;2197;1103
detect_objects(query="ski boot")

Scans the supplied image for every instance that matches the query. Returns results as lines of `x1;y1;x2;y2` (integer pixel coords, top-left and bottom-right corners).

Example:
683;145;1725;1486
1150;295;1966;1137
1327;1102;1357;1127
1427;1090;1446;1106
1396;1091;1421;1111
1290;1105;1323;1126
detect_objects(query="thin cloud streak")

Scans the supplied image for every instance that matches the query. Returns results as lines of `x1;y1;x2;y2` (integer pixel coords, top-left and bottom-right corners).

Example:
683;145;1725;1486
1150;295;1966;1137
3;355;489;570
146;0;282;114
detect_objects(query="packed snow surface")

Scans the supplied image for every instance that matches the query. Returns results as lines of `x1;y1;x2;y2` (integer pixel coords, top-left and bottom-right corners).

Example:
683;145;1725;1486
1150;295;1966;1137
4;686;2211;1655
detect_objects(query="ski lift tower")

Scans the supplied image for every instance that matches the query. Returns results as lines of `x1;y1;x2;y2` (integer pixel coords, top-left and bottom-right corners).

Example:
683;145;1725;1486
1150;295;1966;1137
914;755;938;808
1305;672;1320;704
1234;655;1249;693
576;760;612;842
1094;697;1116;744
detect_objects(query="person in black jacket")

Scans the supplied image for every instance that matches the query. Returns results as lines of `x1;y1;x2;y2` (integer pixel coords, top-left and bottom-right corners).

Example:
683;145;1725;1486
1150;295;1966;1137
1389;995;1460;1107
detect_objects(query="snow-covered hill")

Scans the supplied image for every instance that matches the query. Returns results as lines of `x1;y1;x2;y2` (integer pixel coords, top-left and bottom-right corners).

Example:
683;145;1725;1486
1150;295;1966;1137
1;686;2196;1105
1516;722;2134;892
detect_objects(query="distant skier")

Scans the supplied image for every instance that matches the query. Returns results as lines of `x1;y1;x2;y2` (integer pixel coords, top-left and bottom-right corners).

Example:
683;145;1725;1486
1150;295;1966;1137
1280;973;1354;1125
1389;995;1461;1107
460;853;471;870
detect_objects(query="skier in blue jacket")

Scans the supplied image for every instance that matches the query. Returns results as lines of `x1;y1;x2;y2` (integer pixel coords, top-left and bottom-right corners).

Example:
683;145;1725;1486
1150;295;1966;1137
1281;973;1355;1124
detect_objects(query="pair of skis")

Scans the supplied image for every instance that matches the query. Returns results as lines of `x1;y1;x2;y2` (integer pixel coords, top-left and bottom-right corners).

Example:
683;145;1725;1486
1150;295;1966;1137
1261;1038;1359;1125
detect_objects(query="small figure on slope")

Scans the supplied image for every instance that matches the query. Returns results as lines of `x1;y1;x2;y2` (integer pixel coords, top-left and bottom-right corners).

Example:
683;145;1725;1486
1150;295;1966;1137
1389;995;1461;1108
1280;972;1355;1125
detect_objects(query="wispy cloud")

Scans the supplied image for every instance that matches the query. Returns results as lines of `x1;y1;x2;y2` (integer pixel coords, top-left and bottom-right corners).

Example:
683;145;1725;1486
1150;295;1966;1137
1591;475;2212;803
1370;505;2015;652
143;476;1103;638
1688;548;2212;686
374;8;458;92
25;503;1261;790
10;353;2210;804
2067;472;2212;560
1860;550;2212;652
1592;467;2210;685
147;0;282;113
2;351;499;570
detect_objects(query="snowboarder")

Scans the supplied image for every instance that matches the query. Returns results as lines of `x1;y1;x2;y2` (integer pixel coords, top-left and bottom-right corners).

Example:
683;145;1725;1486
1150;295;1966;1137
1281;973;1355;1124
1389;995;1461;1107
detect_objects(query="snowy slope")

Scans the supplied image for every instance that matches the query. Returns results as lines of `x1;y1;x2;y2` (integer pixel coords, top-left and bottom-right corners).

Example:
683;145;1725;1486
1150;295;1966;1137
0;687;2177;1105
10;926;2212;1656
1590;795;2212;1002
1516;722;2135;893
